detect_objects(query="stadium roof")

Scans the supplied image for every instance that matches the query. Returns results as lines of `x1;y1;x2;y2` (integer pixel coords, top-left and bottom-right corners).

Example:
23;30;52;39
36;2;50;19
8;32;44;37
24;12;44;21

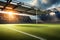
0;0;41;15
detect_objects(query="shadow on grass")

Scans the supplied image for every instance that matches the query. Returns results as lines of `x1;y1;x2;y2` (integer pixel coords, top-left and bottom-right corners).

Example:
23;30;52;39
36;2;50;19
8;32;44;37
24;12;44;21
15;25;47;28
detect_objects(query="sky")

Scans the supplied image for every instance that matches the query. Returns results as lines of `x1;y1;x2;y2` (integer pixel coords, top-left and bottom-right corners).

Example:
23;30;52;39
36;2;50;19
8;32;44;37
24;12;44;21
15;0;60;10
1;0;60;10
41;0;60;10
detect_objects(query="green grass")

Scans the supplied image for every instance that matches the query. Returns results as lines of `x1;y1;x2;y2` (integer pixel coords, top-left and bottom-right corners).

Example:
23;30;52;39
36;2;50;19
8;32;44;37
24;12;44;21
0;24;60;40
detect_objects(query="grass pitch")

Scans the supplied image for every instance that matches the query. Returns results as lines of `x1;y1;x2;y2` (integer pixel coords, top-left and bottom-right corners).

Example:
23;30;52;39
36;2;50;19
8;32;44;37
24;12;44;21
0;24;60;40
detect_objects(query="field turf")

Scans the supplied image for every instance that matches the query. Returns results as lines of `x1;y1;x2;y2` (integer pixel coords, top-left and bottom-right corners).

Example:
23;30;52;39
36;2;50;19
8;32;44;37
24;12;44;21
0;24;60;40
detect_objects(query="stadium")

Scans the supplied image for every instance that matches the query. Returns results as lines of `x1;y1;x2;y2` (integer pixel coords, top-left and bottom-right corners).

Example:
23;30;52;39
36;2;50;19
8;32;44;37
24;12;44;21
0;0;60;40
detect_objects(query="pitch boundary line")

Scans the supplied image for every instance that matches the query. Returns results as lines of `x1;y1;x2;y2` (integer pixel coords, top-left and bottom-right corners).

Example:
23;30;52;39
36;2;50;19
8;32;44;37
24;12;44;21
7;27;46;40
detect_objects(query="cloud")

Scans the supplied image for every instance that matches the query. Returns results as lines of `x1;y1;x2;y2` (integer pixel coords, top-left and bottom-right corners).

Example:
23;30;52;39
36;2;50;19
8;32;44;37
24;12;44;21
40;0;60;10
30;0;37;6
41;0;48;4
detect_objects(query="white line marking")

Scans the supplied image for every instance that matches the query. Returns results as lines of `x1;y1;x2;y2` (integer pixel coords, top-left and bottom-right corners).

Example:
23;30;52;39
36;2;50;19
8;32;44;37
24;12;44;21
7;27;46;40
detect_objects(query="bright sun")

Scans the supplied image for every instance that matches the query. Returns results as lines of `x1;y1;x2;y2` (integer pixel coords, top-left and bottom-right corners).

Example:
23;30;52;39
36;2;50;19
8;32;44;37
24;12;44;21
2;9;18;22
